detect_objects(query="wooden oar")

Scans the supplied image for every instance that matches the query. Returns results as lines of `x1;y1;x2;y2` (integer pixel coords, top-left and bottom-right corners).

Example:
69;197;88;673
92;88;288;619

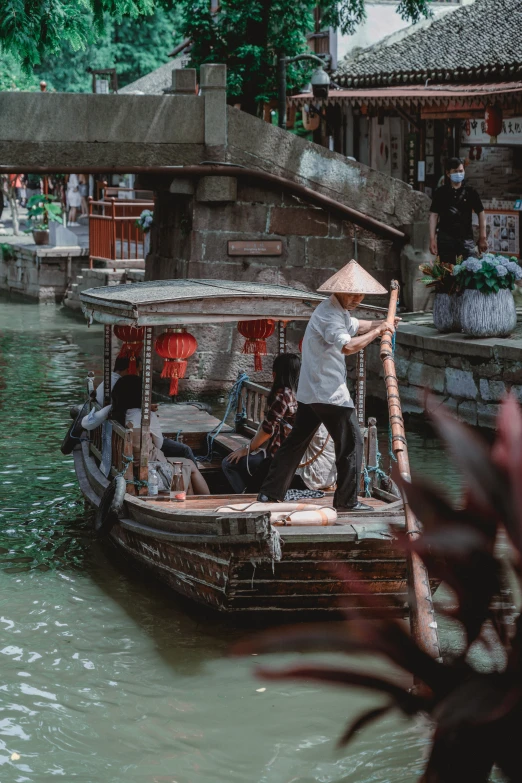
380;281;441;660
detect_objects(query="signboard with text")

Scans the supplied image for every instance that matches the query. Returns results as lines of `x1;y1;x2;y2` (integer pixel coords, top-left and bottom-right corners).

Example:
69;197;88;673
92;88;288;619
485;210;520;258
461;117;522;146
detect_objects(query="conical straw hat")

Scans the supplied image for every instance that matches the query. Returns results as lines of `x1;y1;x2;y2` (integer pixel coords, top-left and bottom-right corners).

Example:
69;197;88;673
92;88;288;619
317;260;387;295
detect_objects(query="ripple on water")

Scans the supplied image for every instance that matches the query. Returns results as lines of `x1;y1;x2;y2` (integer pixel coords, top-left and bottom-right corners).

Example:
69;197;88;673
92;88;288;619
0;297;504;783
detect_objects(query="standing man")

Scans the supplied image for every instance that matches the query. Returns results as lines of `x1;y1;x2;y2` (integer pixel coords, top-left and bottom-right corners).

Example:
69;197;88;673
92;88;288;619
429;157;488;264
257;260;395;512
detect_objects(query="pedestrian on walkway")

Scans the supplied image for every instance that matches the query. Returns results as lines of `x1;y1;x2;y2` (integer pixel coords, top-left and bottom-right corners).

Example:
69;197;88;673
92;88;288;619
257;260;396;512
429;157;487;264
66;173;82;225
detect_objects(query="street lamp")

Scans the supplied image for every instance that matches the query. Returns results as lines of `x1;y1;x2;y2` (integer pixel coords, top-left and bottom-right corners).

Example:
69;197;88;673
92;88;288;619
277;53;330;130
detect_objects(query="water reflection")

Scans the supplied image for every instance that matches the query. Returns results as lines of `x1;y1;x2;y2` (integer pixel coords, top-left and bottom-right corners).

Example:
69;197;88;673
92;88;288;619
0;295;498;783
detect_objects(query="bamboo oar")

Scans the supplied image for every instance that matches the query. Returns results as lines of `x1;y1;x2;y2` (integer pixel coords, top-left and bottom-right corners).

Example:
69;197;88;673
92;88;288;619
380;281;441;660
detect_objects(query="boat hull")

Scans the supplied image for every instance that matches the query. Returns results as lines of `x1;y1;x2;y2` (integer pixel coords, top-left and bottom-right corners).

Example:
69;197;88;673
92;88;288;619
74;442;419;618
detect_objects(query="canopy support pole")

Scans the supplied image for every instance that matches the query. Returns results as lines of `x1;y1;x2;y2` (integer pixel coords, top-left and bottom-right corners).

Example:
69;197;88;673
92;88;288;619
138;326;153;496
103;325;112;406
278;320;288;354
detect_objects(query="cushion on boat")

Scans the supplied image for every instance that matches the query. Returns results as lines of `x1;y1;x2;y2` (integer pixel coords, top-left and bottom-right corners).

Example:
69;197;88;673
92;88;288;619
215;502;337;526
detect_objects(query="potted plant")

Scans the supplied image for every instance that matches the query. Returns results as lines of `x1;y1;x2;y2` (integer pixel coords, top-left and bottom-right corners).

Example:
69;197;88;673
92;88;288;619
135;209;153;258
26;194;63;245
453;254;521;338
419;257;460;332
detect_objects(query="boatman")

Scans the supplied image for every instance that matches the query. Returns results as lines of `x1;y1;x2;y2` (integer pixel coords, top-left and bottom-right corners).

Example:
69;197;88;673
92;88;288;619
429;157;487;264
257;260;395;512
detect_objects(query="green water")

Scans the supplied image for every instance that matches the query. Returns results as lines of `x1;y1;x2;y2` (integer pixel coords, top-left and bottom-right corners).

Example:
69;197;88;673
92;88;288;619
0;297;495;783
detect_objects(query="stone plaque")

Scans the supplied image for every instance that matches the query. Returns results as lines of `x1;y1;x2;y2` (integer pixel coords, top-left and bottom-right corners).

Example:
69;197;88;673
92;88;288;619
228;240;282;256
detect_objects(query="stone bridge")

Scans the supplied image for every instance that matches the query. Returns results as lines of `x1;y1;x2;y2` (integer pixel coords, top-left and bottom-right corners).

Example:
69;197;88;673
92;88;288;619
0;65;432;325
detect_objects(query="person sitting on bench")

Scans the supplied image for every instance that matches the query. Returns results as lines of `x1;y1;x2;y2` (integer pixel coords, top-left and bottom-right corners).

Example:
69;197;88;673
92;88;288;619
83;376;210;496
95;357;197;465
222;353;300;494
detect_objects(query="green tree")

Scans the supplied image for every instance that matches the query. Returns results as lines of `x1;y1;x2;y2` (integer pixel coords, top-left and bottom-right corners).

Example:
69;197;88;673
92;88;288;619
0;6;182;93
178;0;432;114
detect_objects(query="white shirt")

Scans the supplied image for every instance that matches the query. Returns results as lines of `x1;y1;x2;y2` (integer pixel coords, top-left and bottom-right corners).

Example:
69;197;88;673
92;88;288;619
95;372;121;405
297;295;359;408
82;405;164;449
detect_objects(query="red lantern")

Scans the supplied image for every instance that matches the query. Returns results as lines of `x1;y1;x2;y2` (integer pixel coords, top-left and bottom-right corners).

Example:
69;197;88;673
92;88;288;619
154;327;198;396
485;103;503;143
237;319;275;371
114;325;145;374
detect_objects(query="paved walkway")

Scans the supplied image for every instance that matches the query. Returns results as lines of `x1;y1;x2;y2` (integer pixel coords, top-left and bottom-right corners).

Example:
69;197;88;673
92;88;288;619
0;205;89;249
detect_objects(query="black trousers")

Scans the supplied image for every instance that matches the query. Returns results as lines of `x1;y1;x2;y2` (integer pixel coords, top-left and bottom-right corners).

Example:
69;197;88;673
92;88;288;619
161;437;196;464
437;233;476;265
260;402;363;509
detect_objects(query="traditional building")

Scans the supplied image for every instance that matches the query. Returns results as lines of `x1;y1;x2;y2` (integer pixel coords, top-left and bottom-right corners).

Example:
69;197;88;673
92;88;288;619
289;0;522;255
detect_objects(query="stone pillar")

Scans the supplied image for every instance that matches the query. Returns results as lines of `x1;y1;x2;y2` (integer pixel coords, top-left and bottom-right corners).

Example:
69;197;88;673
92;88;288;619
400;221;434;312
200;63;227;155
167;68;197;95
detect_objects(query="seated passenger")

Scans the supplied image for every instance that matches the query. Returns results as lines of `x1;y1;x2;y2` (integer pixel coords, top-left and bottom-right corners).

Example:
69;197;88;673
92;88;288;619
83;375;210;496
95;356;136;406
95;357;197;464
222;353;300;494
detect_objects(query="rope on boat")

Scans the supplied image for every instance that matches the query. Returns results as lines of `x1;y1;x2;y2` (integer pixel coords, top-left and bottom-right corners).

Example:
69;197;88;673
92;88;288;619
116;453;148;490
196;372;249;464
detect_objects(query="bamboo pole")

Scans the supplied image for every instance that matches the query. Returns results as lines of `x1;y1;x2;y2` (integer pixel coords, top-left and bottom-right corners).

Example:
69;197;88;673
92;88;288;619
381;281;441;660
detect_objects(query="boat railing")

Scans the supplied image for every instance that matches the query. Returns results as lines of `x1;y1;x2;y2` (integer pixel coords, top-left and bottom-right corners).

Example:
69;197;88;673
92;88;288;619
236;381;269;436
87;402;136;494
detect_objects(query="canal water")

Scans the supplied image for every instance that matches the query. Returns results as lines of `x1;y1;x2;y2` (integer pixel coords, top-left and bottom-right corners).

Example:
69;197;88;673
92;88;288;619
0;297;500;783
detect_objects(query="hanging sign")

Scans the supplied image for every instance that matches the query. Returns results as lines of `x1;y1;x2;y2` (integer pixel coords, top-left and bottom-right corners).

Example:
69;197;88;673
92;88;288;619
461;117;522;146
485;210;520;258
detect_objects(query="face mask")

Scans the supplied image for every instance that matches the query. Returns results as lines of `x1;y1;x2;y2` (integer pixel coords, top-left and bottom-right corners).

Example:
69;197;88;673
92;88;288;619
450;172;465;183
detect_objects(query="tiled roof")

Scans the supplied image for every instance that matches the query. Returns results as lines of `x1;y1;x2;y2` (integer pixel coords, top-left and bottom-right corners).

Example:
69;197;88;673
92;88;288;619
335;0;522;88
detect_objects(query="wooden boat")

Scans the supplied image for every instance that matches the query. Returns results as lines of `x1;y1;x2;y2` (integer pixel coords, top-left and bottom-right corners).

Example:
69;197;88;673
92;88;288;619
70;279;439;628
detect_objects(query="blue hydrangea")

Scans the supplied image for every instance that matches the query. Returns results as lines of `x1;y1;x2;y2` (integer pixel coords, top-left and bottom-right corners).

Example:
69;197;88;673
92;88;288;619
453;264;463;274
505;260;521;274
495;265;508;277
462;259;483;273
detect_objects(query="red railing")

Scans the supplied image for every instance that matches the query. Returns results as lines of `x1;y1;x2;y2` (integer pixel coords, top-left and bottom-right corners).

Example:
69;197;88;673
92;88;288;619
88;197;154;269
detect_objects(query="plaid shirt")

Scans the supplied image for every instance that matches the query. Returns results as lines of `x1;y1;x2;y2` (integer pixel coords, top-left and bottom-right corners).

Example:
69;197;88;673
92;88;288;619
261;387;297;456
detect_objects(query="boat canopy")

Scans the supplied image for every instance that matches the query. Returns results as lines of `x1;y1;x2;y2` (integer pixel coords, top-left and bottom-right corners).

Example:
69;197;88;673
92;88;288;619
80;279;387;326
80;279;327;326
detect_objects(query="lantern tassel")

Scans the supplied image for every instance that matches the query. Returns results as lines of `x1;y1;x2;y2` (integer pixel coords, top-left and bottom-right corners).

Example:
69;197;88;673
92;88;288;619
242;338;267;371
117;341;143;376
161;358;188;397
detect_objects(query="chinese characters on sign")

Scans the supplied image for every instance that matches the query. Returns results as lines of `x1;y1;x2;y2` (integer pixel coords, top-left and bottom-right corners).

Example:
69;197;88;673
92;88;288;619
485;210;520;258
461;117;522;146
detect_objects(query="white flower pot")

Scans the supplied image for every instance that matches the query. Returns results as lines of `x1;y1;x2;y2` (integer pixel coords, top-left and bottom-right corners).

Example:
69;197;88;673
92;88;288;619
432;293;461;333
460;289;517;338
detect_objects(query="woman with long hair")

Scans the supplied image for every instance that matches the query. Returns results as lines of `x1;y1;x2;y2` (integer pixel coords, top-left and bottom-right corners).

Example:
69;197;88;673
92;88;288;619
222;353;301;494
83;375;209;495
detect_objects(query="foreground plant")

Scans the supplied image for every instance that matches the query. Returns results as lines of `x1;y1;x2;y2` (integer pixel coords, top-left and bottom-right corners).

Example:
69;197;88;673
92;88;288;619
234;396;522;783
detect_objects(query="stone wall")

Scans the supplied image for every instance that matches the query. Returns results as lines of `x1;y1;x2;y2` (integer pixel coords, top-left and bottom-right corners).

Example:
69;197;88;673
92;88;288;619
461;144;522;200
364;321;522;429
0;243;88;302
144;178;397;393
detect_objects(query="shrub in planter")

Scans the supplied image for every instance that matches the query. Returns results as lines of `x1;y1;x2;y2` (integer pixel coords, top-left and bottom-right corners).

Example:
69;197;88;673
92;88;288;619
453;254;521;338
419;257;460;332
25;193;62;245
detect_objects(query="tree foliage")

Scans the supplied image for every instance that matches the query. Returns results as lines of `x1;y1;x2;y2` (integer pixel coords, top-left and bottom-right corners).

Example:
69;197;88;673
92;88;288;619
1;0;430;104
178;0;431;111
0;6;182;92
